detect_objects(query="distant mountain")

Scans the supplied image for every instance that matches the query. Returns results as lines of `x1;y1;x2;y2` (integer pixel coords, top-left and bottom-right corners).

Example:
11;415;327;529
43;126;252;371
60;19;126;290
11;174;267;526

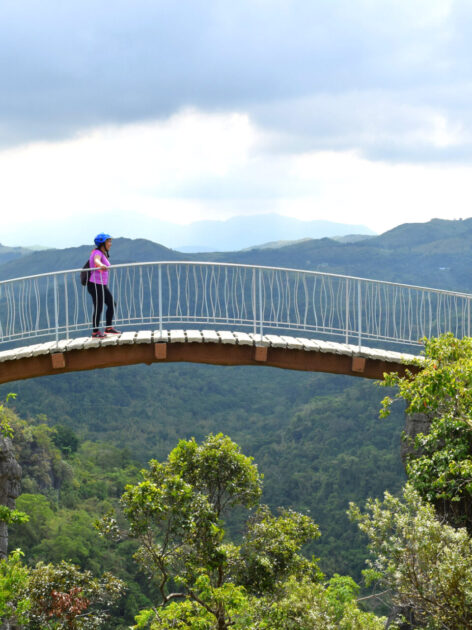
331;234;375;244
195;217;472;292
2;213;375;252
0;243;35;265
176;245;219;253
242;238;312;251
0;239;186;281
165;214;375;251
82;213;374;252
1;217;471;293
373;217;472;250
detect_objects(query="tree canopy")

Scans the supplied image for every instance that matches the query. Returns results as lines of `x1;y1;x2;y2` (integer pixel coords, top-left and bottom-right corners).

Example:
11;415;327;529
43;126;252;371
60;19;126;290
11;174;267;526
101;433;384;629
381;333;472;530
350;484;472;630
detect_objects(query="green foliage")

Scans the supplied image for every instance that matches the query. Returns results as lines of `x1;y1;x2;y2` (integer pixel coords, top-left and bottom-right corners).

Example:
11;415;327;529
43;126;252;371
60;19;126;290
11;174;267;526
52;424;79;455
11;494;55;550
350;484;472;630
2;367;408;625
26;561;124;629
10;365;405;578
0;505;29;526
136;576;252;630
381;333;472;528
135;575;386;630
236;505;321;595
115;435;265;604
166;433;263;516
0;549;30;625
249;576;384;629
0;395;30;530
0;392;17;438
7;424;143;627
8;413;73;496
103;434;384;629
0;553;124;629
325;574;360;620
104;434;320;628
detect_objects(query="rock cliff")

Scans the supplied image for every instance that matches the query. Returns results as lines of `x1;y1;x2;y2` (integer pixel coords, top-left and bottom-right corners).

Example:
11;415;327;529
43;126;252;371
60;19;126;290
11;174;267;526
0;436;21;559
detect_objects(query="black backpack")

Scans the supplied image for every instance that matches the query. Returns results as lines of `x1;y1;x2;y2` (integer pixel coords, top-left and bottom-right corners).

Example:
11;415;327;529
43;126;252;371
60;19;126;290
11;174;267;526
80;260;91;286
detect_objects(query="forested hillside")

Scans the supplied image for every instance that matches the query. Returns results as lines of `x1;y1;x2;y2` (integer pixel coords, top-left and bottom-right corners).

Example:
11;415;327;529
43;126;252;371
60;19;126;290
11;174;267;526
2;217;472;290
0;218;470;626
2;365;405;579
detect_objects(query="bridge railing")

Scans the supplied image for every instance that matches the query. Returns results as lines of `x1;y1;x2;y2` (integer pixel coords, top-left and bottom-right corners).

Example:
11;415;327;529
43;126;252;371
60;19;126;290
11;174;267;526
0;261;470;350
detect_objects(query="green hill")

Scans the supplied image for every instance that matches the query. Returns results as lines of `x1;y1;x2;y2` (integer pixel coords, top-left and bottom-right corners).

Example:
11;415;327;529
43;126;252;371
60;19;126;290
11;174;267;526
3;217;472;290
0;243;36;265
200;218;472;291
0;238;186;281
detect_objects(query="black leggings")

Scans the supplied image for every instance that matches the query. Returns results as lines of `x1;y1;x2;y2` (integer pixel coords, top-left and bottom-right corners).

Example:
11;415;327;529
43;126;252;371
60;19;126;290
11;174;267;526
87;283;114;332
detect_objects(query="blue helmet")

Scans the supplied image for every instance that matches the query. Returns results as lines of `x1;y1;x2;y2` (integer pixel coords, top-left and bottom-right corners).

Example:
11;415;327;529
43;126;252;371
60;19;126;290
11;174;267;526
94;233;111;247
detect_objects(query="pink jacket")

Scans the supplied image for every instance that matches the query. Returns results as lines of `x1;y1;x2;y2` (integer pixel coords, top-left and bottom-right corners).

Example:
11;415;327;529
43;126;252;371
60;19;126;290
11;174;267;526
88;249;110;285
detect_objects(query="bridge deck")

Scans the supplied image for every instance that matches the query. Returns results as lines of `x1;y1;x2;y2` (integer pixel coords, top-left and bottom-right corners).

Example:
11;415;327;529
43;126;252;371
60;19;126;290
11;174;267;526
0;330;420;385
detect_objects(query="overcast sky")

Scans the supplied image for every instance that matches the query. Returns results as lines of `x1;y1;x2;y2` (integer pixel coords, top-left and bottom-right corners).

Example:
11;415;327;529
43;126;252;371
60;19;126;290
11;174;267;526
1;0;471;247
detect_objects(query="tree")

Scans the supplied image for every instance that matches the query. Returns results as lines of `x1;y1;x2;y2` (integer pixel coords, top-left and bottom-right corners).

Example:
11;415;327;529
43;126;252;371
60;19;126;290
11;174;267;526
0;397;125;629
349;484;472;630
52;425;79;456
347;334;472;628
26;561;124;630
0;554;124;629
0;549;30;628
101;433;384;629
251;574;384;630
381;333;472;530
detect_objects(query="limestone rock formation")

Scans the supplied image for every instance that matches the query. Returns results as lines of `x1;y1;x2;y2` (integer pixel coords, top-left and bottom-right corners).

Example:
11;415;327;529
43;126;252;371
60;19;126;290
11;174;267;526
0;436;22;559
401;412;432;466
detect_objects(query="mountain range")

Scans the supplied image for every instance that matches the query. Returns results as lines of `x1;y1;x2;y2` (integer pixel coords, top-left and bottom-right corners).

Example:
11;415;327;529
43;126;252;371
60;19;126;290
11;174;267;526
1;213;374;252
1;217;471;292
153;214;375;251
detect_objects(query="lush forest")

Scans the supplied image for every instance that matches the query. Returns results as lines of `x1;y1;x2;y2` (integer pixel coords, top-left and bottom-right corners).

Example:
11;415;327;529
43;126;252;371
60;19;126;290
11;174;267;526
2;365;406;582
1;218;472;627
3;335;472;628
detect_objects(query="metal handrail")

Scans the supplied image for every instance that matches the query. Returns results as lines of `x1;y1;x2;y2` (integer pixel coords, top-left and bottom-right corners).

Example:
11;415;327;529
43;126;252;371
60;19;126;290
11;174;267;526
1;260;471;298
0;261;470;350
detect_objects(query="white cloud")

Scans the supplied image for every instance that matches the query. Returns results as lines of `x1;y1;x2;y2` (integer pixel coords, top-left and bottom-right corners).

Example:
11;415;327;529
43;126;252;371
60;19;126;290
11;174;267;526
0;110;258;228
1;109;470;247
283;150;471;231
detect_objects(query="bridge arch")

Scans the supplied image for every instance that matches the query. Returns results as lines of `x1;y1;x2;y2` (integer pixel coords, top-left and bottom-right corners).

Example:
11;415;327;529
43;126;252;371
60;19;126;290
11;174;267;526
0;261;467;383
0;329;418;386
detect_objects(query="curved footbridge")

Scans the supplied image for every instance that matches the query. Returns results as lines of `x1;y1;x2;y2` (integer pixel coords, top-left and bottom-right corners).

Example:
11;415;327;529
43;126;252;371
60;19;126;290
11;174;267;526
1;260;468;385
0;329;420;385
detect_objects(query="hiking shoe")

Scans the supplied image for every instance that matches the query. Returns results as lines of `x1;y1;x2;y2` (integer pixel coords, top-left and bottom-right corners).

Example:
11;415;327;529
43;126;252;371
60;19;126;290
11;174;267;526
92;330;107;338
105;327;121;334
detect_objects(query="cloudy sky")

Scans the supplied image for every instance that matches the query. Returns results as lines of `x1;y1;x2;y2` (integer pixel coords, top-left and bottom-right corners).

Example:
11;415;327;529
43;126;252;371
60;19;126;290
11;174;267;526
1;0;471;247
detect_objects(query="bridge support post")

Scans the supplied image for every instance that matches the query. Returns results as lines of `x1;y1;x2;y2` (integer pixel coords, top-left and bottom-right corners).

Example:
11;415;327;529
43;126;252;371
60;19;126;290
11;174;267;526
154;343;167;360
351;356;366;373
51;353;66;369
254;346;268;362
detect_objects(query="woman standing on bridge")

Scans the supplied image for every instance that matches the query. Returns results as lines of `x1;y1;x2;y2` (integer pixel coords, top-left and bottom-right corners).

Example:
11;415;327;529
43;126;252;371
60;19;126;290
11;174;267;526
87;233;120;338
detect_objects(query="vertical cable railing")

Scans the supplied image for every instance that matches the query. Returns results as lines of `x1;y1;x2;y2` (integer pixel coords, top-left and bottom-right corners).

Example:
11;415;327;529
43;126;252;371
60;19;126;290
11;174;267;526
0;262;471;351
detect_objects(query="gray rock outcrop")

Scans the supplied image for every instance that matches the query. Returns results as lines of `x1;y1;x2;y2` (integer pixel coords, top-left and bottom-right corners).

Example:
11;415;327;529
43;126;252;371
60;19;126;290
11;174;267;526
0;435;22;559
401;412;432;466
